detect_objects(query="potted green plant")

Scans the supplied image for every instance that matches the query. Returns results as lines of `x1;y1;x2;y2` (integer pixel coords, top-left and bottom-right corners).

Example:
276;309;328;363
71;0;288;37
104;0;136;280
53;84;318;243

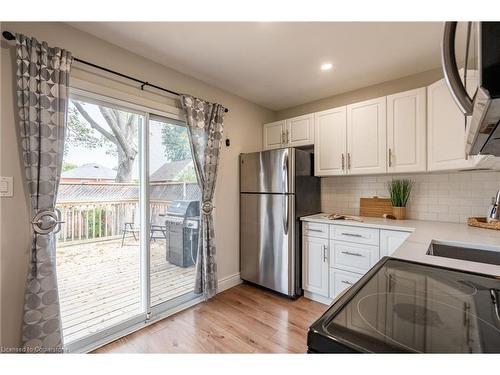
387;179;413;220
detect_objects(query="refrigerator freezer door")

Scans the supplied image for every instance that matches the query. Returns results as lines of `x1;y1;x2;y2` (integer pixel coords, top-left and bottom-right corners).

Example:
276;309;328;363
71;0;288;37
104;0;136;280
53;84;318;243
240;148;295;194
240;193;297;296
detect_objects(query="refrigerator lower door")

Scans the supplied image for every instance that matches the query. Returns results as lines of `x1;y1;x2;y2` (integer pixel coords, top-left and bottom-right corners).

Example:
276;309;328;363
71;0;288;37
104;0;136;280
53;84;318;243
240;193;297;296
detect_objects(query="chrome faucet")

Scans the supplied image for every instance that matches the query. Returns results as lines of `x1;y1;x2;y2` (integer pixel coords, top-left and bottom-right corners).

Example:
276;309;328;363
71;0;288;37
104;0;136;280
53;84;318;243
487;190;500;223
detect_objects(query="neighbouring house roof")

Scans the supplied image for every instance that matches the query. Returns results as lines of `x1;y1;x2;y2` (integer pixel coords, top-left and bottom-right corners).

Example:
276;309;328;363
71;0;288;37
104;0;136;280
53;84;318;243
150;160;193;182
62;163;116;180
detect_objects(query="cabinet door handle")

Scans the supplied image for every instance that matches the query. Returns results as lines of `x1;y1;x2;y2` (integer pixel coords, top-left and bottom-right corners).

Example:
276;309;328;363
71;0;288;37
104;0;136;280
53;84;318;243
388;148;392;167
286;128;289;144
347;153;351;170
341;250;364;257
308;228;323;233
340;232;363;238
281;130;286;145
323;245;328;262
341;280;354;286
341;153;345;170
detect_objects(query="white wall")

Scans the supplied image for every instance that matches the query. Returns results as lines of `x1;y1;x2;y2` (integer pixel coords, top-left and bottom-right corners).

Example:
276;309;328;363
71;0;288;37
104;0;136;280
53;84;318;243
321;171;500;223
276;68;443;120
0;22;275;347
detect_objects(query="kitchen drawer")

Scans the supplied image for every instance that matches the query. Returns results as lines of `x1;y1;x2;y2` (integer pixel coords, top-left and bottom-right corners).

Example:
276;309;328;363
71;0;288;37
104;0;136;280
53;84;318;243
331;224;379;246
329;268;362;299
303;221;329;238
330;240;380;274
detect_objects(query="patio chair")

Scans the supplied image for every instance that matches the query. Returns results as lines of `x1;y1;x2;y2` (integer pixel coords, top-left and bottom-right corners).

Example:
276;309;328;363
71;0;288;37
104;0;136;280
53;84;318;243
121;205;140;246
121;205;168;246
150;206;168;242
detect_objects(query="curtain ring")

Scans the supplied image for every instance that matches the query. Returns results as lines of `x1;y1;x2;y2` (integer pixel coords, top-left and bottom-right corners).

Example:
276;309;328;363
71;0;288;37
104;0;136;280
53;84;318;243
31;209;65;234
201;201;214;215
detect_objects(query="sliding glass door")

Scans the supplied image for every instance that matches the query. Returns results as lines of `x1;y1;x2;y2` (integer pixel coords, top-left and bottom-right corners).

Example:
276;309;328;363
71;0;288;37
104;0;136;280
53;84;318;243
148;116;199;311
56;91;199;352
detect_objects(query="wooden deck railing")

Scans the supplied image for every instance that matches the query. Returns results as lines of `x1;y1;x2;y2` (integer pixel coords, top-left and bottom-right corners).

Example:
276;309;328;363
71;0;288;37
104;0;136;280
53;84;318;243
56;181;200;245
56;200;172;244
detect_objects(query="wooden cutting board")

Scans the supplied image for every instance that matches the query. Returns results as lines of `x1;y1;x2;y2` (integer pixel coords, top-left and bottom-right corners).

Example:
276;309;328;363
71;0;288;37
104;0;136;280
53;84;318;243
360;197;393;218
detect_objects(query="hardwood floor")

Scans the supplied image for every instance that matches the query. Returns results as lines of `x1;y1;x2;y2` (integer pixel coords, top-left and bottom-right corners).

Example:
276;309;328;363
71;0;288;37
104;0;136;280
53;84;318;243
93;283;327;353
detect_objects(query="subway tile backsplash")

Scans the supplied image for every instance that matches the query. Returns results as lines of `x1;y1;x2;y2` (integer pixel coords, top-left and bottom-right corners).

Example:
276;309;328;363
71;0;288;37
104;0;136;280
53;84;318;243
321;171;500;223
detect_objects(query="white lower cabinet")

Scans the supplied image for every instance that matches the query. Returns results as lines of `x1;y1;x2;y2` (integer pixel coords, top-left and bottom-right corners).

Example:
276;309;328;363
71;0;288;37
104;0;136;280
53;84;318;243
302;222;412;305
329;268;362;299
330;240;379;274
302;235;329;298
380;230;411;257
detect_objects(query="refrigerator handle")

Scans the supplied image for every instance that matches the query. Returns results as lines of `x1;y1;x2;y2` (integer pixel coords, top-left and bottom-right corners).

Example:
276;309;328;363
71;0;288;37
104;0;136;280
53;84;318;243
282;150;289;193
283;195;289;235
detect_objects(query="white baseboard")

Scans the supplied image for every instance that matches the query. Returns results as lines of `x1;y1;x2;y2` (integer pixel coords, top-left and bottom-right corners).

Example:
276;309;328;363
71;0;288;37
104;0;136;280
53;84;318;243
218;272;242;293
304;290;332;305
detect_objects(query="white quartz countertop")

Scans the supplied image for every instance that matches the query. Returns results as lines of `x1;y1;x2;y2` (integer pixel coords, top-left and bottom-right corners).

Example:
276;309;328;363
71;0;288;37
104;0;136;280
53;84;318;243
301;213;500;277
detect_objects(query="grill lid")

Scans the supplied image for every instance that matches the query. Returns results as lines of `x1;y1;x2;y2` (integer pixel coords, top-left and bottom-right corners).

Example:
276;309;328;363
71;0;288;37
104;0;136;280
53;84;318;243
166;200;200;218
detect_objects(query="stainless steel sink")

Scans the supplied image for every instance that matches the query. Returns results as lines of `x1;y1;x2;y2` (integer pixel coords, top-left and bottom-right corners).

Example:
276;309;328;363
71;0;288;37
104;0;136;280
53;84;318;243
427;240;500;266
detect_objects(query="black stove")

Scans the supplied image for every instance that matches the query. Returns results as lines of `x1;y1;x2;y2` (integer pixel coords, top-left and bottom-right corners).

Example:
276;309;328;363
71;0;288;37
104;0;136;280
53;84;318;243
308;258;500;353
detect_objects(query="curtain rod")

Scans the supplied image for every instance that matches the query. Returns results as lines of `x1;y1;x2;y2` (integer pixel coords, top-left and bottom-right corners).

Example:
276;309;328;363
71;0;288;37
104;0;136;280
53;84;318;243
2;30;229;113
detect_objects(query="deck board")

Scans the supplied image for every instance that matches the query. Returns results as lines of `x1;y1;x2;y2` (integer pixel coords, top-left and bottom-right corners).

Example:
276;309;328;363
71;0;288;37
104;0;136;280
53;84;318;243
56;238;195;344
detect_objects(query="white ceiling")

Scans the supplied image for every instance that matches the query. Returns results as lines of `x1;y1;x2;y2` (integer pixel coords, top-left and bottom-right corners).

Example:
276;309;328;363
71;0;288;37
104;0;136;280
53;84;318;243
69;22;449;111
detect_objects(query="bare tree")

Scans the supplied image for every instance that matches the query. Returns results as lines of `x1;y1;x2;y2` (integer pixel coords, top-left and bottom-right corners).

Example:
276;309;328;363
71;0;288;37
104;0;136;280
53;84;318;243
69;101;139;182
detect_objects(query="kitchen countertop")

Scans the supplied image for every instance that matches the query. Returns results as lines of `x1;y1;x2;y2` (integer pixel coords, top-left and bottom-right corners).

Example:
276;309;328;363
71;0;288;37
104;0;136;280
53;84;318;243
301;213;500;277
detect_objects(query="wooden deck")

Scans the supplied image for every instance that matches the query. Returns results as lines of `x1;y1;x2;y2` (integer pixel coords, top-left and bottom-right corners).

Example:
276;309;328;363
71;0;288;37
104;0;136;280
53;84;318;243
56;237;196;344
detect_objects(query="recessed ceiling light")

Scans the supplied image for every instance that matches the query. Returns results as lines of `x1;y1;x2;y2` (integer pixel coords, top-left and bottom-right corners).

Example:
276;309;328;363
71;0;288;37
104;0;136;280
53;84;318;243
321;63;333;71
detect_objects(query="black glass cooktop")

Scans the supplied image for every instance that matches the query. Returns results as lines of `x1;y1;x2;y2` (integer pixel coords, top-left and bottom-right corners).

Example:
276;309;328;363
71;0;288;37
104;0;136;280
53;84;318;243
308;258;500;353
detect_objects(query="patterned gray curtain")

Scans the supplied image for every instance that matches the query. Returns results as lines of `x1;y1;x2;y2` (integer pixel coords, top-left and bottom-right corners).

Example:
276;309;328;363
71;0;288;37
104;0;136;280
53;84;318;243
16;34;73;352
180;95;226;299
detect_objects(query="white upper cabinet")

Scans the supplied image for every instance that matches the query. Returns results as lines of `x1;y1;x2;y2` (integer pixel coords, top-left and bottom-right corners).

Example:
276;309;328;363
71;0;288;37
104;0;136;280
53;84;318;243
270;70;494;175
387;88;427;173
427;70;480;171
263;120;286;150
346;97;387;175
286;114;314;147
314;107;347;176
263;115;314;150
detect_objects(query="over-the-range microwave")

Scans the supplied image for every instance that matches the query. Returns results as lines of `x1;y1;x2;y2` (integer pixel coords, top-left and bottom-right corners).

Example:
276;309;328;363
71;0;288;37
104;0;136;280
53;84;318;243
442;22;500;157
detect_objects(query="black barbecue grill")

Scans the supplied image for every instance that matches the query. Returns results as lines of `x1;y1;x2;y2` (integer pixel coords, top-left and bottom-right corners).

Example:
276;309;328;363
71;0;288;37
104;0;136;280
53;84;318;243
162;200;200;268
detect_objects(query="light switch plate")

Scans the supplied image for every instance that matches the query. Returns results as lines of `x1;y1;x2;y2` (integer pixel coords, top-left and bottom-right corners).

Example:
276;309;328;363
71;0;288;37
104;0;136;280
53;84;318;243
0;176;13;197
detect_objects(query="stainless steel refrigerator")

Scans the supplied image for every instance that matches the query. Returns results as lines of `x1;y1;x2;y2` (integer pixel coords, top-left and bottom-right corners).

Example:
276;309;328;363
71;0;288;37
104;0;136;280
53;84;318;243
239;148;320;298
